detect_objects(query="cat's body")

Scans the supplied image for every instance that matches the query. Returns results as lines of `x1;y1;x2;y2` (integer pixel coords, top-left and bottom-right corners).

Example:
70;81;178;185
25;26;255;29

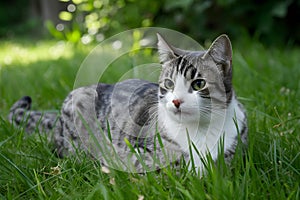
9;34;247;173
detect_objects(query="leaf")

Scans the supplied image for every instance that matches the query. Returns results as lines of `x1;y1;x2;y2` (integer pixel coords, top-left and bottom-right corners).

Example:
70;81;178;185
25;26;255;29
59;11;73;21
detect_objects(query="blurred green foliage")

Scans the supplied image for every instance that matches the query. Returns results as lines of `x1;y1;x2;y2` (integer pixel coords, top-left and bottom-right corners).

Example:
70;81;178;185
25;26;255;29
49;0;300;45
160;0;300;45
47;0;161;44
1;0;299;45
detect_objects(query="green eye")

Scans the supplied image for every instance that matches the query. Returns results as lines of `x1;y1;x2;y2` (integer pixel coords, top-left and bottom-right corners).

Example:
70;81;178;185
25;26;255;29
164;78;174;89
191;79;206;91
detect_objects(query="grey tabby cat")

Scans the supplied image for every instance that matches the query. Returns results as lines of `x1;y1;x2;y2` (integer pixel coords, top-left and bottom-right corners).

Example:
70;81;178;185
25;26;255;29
9;34;247;173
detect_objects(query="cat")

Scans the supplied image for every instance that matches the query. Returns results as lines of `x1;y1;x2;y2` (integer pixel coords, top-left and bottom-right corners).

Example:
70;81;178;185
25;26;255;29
8;33;247;173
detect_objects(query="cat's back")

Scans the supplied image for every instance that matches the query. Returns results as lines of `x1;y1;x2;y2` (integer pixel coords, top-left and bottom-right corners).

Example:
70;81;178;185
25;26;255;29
56;79;159;155
95;79;159;135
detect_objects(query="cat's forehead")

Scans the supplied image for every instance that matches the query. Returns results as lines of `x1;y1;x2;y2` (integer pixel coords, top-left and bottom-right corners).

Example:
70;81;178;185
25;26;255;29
176;50;204;64
178;51;220;75
160;54;220;84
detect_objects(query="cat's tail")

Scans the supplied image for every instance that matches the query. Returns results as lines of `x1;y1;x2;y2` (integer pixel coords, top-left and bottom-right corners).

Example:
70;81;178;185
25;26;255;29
8;96;59;133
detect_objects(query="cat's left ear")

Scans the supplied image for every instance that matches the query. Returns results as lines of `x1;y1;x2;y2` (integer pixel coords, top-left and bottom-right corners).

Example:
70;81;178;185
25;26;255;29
204;34;232;75
157;33;183;64
157;33;176;63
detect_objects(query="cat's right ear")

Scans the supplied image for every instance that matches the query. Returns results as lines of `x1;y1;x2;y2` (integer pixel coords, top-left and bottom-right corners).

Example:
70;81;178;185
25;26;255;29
157;33;177;64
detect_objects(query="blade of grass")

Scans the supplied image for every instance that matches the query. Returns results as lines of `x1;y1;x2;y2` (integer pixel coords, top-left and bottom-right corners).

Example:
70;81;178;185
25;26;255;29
0;153;36;191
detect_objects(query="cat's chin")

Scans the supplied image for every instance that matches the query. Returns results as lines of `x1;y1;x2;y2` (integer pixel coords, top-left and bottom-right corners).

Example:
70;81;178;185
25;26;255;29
166;108;198;123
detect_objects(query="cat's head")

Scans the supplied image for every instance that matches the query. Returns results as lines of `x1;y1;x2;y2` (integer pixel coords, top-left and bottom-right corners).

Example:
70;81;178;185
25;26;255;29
157;34;233;123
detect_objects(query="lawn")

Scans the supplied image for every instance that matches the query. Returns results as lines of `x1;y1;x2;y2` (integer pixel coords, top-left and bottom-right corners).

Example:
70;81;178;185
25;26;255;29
0;36;299;199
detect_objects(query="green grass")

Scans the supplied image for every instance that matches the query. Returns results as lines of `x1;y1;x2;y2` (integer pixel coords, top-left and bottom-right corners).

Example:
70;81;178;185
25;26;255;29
0;37;299;199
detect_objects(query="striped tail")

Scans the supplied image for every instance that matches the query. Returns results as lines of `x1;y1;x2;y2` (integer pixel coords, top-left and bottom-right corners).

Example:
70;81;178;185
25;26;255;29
8;96;59;133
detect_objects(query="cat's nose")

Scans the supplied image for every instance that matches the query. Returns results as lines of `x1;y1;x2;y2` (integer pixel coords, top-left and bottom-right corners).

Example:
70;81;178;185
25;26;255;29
172;99;182;108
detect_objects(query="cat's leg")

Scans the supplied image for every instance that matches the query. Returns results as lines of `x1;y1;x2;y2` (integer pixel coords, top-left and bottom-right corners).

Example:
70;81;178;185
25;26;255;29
8;96;59;133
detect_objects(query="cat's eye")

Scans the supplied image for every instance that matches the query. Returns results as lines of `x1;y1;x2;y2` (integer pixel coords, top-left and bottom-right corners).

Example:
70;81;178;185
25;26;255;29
191;79;206;91
164;79;174;90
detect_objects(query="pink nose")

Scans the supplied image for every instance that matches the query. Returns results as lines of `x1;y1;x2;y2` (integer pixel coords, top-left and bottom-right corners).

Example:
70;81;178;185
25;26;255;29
172;99;182;108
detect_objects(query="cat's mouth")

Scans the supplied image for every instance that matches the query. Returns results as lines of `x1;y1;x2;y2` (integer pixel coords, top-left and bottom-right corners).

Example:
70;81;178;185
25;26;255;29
173;109;181;115
165;103;190;116
172;108;191;116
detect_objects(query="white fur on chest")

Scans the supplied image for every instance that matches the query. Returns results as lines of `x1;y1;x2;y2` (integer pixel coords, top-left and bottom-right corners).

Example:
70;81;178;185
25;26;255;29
158;97;245;169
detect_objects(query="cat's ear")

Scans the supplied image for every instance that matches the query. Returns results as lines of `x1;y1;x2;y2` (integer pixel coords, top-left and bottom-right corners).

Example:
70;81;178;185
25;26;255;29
157;33;180;63
204;34;232;75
